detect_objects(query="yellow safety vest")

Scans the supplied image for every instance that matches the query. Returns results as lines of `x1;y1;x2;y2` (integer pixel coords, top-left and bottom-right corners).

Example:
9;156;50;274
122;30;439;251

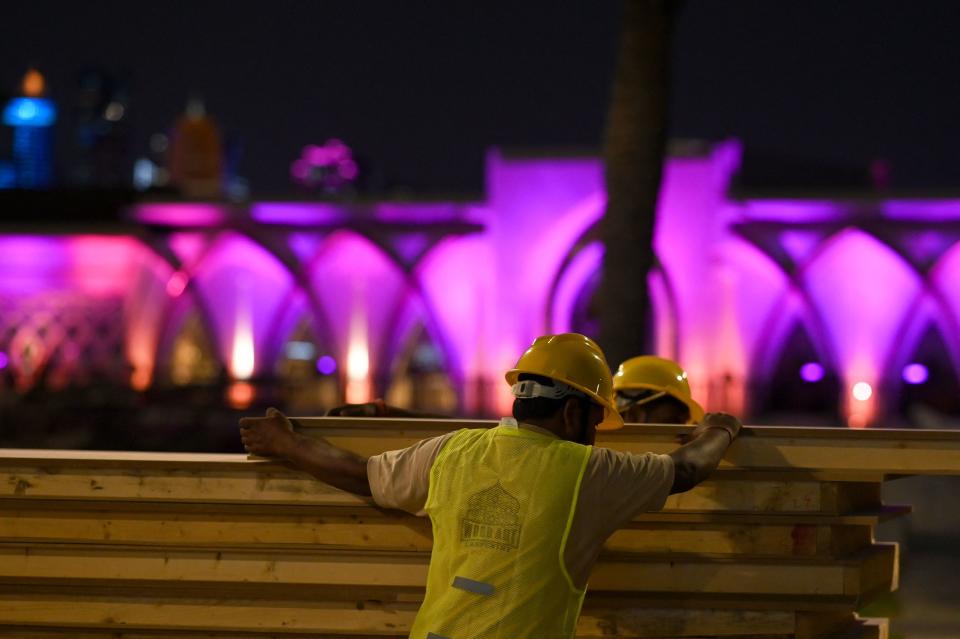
410;419;592;639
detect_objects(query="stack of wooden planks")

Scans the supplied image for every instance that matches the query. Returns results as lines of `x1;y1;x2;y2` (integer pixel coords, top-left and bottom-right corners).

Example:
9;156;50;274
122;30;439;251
2;420;959;639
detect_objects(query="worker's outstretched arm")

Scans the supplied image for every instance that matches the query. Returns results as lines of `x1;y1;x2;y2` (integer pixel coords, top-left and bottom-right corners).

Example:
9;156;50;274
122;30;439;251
667;412;741;494
240;407;372;497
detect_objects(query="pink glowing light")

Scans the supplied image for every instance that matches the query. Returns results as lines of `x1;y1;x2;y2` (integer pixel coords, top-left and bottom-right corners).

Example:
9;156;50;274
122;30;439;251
799;362;825;382
0;351;8;370
168;233;208;267
166;271;189;297
0;236;68;294
67;236;146;297
134;204;227;227
902;363;929;385
291;139;358;190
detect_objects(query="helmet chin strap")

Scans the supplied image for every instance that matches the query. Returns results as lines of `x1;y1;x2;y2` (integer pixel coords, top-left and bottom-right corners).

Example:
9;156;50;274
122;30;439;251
615;389;667;411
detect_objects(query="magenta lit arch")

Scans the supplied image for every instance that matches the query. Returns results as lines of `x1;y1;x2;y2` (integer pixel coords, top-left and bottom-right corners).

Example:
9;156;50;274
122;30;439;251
185;232;297;377
305;230;409;380
801;228;923;419
928;238;960;357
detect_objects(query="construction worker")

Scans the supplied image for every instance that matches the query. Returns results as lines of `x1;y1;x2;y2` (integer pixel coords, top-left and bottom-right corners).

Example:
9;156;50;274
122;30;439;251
240;333;740;638
613;355;705;425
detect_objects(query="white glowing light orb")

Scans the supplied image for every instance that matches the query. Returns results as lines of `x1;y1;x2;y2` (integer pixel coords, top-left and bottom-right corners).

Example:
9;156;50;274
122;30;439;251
347;342;369;380
852;381;873;401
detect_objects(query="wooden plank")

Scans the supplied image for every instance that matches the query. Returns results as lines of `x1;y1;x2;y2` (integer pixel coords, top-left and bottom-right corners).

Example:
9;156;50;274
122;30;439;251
4;419;960;476
0;593;886;637
0;506;434;551
0;593;807;637
664;479;828;513
0;542;898;599
291;418;960;476
0;592;419;635
607;524;816;557
0;465;901;524
2;465;367;506
0;503;880;558
0;495;912;532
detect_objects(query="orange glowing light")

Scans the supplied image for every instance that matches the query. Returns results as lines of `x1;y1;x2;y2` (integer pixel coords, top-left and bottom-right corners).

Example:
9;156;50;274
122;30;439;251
130;367;152;391
22;69;45;97
227;381;255;409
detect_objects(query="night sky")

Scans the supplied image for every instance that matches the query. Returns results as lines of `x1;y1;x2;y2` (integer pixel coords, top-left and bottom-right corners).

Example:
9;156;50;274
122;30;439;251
3;1;960;195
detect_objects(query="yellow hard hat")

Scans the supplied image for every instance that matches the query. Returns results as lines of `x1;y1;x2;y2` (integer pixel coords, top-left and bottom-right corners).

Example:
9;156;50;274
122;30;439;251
612;355;705;423
506;333;624;431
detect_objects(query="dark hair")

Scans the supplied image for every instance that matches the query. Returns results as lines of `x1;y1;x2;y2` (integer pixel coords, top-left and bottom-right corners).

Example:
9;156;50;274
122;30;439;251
512;373;582;422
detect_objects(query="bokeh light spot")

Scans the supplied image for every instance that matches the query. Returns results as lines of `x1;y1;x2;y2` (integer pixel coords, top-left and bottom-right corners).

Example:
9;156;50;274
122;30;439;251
799;362;824;383
852;381;873;401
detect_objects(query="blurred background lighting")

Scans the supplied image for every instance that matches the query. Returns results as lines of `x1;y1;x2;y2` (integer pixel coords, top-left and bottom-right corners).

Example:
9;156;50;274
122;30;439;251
0;351;8;370
2;98;57;127
902;362;929;385
316;355;337;375
21;69;45;97
799;362;824;383
284;341;316;361
852;381;873;401
165;271;188;297
226;381;255;409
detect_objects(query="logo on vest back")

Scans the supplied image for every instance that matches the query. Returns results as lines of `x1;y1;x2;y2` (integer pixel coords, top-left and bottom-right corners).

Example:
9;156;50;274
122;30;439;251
460;482;521;551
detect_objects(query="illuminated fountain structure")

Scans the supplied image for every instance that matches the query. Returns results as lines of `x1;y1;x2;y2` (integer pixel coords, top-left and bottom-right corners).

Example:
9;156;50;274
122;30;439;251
1;141;959;426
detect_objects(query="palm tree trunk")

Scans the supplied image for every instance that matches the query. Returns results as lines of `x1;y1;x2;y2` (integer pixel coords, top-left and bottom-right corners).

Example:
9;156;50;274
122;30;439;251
599;0;680;367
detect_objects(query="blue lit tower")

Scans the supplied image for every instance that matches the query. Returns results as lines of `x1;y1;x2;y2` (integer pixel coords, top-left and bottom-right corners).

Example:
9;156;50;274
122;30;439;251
2;70;57;188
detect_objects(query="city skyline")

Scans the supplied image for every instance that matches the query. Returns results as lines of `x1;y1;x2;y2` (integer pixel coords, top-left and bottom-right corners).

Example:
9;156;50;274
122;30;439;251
3;1;960;194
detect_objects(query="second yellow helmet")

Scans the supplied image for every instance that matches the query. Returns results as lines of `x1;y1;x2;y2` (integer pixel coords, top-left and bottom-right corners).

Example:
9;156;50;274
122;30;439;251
612;355;705;423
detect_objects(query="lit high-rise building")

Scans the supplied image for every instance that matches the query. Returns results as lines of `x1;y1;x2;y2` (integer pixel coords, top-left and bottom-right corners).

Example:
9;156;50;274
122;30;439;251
1;69;57;189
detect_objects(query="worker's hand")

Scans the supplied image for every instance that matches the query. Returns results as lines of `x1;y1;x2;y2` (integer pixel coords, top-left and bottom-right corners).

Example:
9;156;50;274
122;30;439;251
688;412;741;444
326;399;387;417
239;407;299;458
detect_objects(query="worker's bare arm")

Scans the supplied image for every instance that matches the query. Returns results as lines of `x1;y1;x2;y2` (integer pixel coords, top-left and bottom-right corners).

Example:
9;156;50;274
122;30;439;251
667;412;741;494
240;408;372;496
327;399;451;419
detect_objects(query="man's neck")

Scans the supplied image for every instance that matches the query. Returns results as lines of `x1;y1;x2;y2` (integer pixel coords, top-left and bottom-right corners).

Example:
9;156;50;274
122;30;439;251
516;418;566;440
